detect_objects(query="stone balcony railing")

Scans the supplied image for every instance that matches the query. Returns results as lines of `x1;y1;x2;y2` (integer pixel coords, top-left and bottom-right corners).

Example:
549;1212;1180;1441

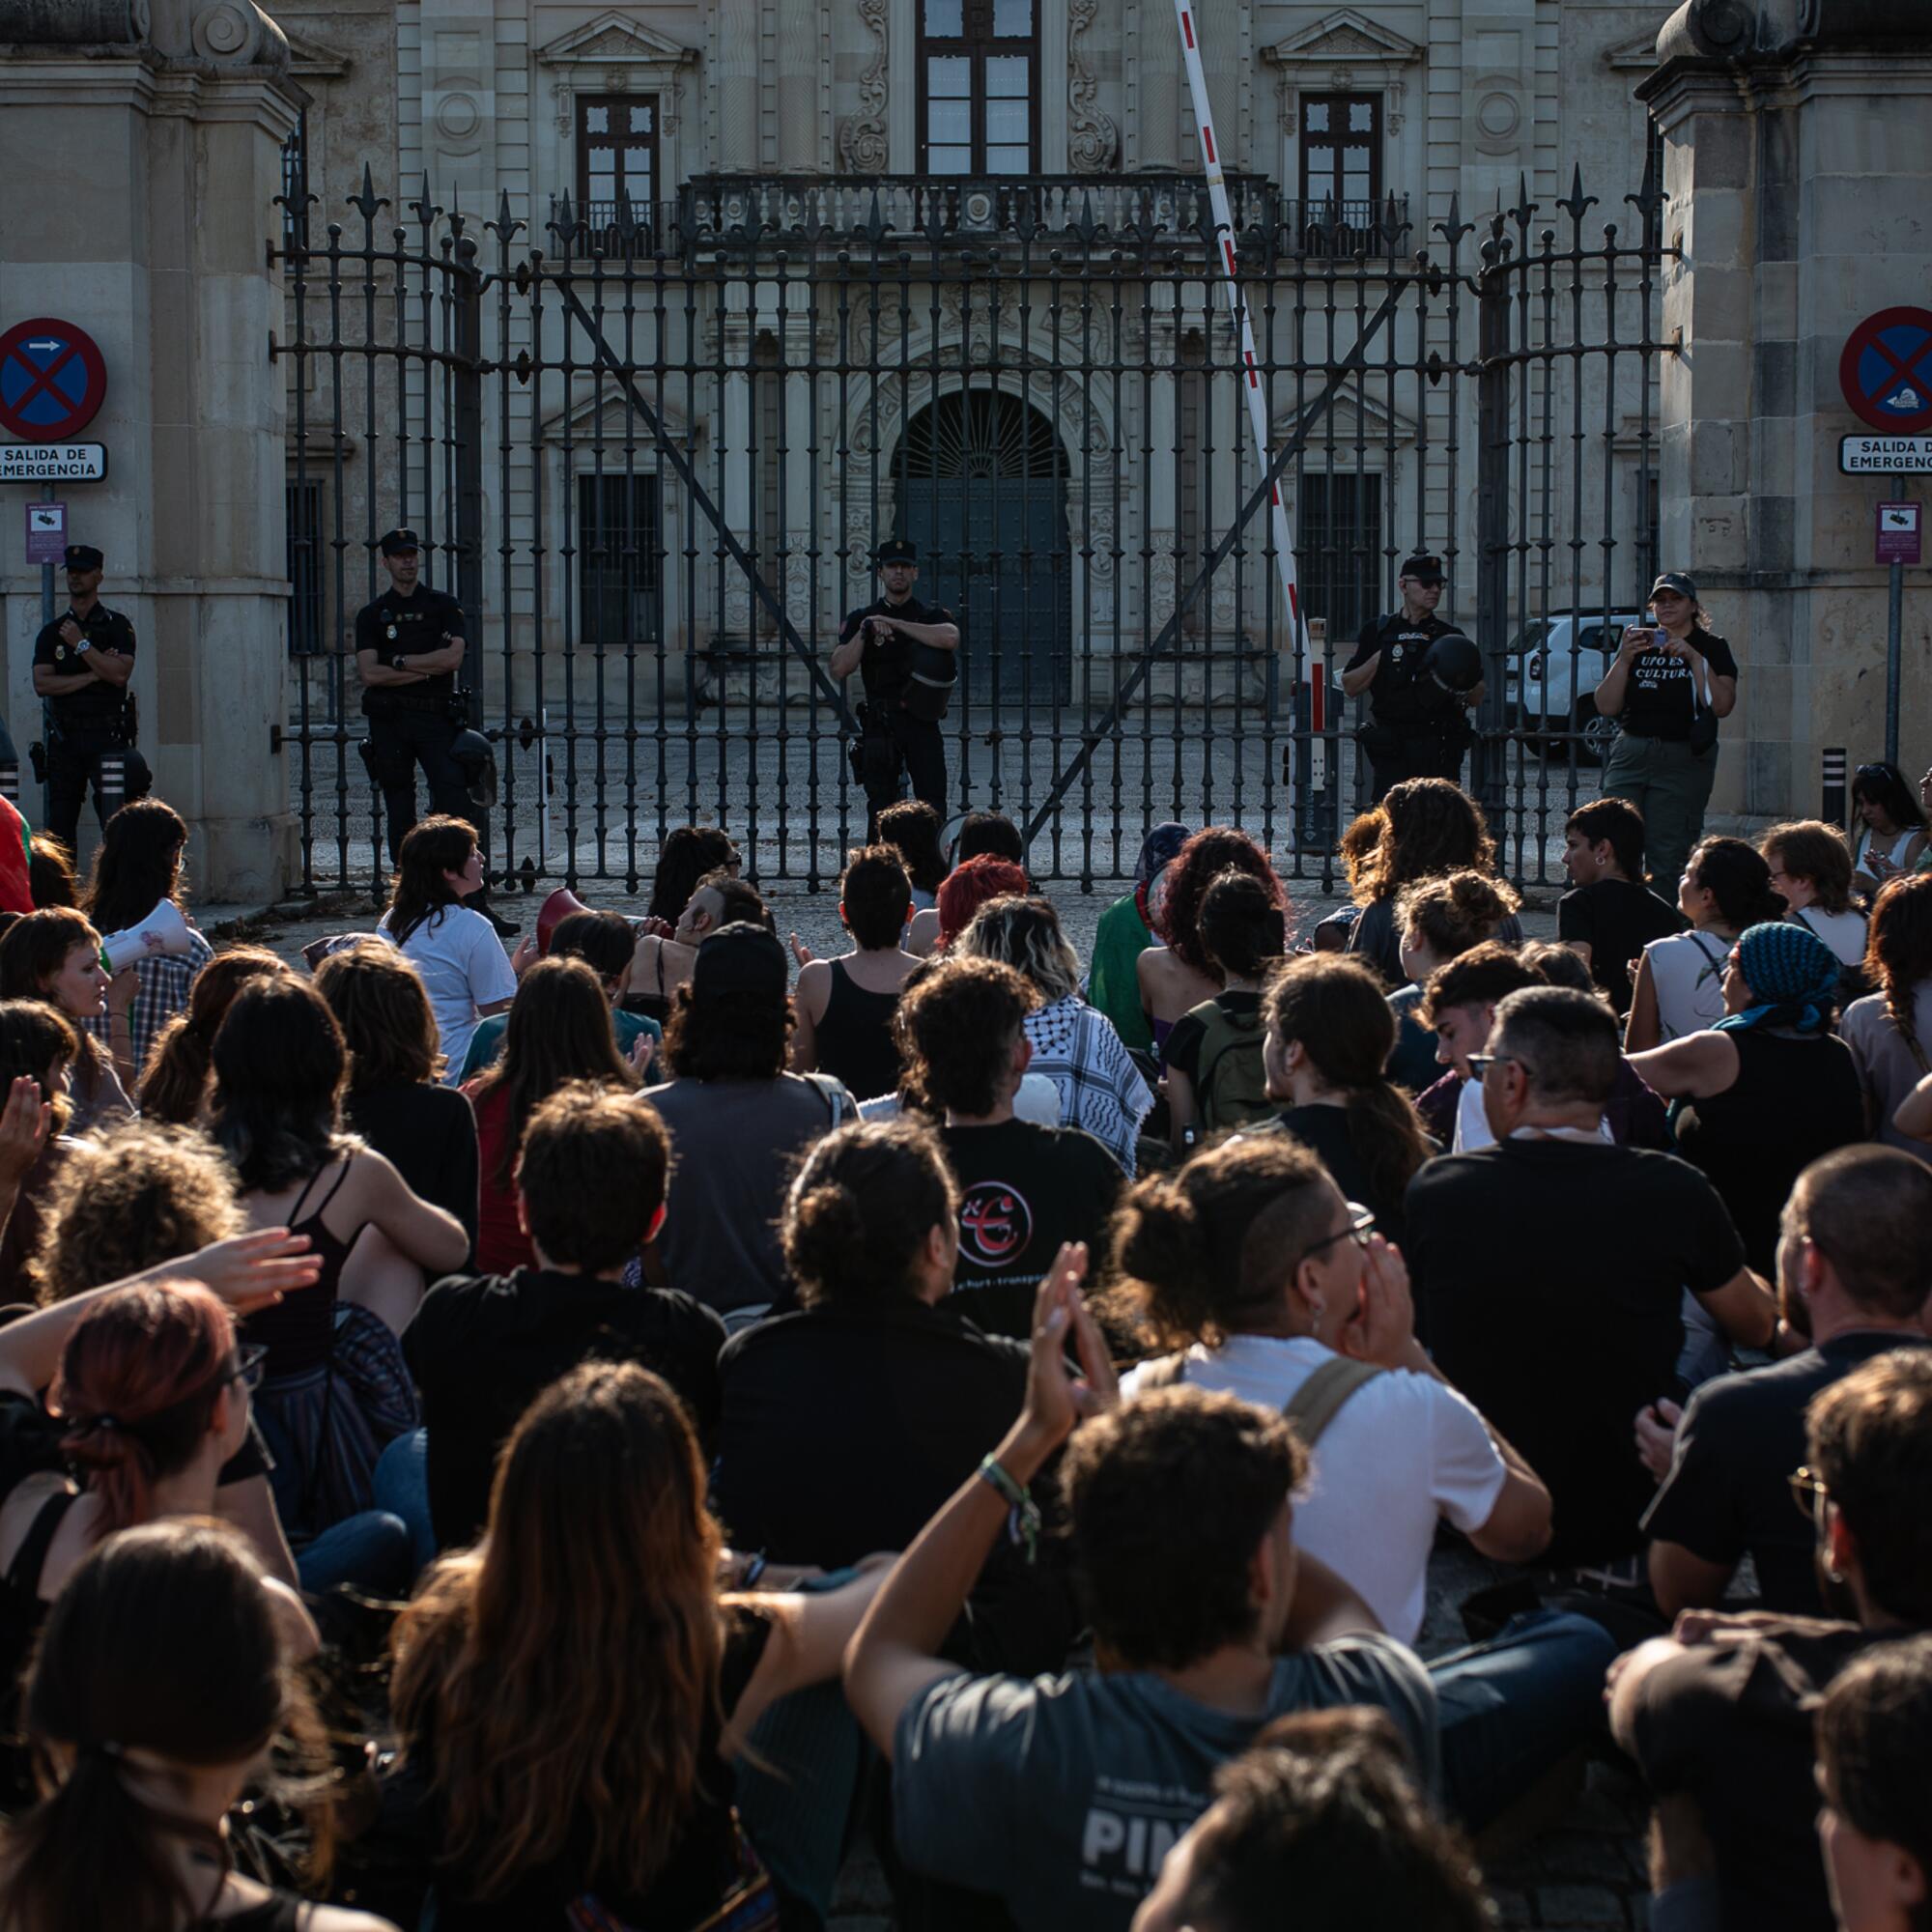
545;178;1412;261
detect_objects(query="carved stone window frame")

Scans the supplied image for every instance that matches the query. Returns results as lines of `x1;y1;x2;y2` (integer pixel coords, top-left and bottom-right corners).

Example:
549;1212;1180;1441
1260;10;1423;213
536;12;697;218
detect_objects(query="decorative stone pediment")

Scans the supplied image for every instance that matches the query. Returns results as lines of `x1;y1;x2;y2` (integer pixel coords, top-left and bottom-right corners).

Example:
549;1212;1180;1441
1605;30;1664;71
534;12;697;69
1260;10;1424;70
283;26;350;78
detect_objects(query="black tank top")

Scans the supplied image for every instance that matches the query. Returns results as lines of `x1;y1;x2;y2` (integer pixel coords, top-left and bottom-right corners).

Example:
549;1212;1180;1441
812;959;904;1103
242;1157;360;1378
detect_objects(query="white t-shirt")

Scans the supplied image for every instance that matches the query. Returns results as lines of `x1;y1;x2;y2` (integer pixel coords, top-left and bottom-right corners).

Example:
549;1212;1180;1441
1644;927;1731;1042
1789;905;1868;969
379;905;517;1083
1119;1333;1506;1643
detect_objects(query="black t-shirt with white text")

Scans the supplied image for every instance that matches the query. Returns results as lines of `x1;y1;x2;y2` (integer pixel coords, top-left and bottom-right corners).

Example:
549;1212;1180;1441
354;582;467;715
1617;626;1738;741
1556;878;1686;1014
838;594;957;710
938;1119;1122;1340
1405;1138;1746;1564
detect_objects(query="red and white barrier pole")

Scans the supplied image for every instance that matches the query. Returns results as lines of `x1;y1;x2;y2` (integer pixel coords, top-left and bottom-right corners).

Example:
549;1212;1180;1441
1170;0;1316;806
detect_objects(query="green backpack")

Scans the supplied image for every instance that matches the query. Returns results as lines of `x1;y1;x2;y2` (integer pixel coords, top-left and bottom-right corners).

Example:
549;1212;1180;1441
1190;998;1274;1135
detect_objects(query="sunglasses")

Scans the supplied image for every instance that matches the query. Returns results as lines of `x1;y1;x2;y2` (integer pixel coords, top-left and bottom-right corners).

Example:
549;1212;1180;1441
1465;1054;1528;1080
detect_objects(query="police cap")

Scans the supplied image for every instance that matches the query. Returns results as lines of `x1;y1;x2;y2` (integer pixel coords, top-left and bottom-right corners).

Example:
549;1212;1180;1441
1398;553;1445;584
379;528;423;557
873;537;918;568
63;545;103;572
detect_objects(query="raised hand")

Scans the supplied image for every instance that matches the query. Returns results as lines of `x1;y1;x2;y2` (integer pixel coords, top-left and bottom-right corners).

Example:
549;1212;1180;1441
177;1229;324;1313
1336;1234;1417;1370
0;1077;51;1185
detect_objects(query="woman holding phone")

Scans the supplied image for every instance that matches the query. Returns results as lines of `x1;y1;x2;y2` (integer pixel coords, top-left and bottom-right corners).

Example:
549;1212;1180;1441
1594;572;1740;896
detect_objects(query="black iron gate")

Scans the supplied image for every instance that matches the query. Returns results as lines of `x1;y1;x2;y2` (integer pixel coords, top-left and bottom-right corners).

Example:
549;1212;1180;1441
273;151;1668;896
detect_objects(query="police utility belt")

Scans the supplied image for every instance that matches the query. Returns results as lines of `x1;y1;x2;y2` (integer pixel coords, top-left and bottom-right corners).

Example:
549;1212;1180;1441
49;694;137;747
368;686;471;722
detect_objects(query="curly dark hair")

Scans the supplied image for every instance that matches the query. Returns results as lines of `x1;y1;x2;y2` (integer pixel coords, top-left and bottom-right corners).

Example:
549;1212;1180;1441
1157;830;1286;978
1353;780;1498;907
1864;871;1932;1074
647;826;740;924
1106;1134;1336;1349
1176;1709;1492;1932
517;1083;671;1274
893;953;1037;1117
874;802;947;896
1392;868;1520;961
1417;940;1543;1030
1062;1386;1307;1669
781;1118;958;1309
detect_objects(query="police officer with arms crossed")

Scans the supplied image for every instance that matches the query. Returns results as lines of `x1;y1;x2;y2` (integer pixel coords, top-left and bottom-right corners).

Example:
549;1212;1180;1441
831;537;959;834
1340;552;1484;802
31;543;150;848
355;527;515;934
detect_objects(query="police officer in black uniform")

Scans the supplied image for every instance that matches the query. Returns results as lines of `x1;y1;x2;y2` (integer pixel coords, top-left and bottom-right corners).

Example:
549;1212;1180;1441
831;537;960;833
31;544;150;847
1340;552;1484;802
354;527;514;933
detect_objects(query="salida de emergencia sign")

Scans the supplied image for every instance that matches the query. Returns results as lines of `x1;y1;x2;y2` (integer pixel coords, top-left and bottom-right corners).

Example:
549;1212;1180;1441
0;442;107;483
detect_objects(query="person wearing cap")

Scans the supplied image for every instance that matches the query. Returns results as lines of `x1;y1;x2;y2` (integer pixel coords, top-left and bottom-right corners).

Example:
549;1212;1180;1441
1594;572;1739;894
30;544;149;848
641;921;857;1324
1339;554;1482;803
355;528;515;936
830;537;960;833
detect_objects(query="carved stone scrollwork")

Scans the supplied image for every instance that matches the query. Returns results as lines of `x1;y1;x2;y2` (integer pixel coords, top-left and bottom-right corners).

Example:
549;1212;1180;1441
838;0;890;173
1066;0;1119;173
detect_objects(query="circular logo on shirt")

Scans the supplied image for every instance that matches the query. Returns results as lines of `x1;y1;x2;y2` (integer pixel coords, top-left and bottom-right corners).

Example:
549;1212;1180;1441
386;624;399;640
958;1181;1034;1268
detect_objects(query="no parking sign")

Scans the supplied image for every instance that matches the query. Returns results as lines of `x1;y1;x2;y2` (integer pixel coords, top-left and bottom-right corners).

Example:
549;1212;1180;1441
1840;308;1932;435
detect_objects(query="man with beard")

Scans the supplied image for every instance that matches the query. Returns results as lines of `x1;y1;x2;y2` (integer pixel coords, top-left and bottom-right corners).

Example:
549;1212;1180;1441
1610;1349;1932;1932
1637;1146;1932;1622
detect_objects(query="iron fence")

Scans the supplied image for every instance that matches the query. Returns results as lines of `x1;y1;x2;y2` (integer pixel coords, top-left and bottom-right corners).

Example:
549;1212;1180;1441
273;144;1668;899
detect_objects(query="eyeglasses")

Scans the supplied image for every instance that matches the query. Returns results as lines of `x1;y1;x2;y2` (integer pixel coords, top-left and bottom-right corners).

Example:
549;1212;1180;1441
1465;1054;1527;1080
1788;1464;1830;1522
1293;1204;1377;1270
224;1344;270;1395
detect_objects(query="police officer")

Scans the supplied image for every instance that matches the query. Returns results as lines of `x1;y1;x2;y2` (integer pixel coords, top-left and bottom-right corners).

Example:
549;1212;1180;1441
1340;552;1484;802
830;537;960;832
354;527;515;934
31;544;150;847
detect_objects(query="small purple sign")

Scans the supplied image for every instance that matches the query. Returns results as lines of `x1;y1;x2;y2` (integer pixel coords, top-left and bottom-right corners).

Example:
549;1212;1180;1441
24;499;65;566
1877;501;1922;566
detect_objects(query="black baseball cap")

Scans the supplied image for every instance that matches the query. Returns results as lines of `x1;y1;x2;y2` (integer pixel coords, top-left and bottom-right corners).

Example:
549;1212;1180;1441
379;528;423;557
874;537;918;567
1649;572;1697;601
691;923;788;1004
63;545;103;571
1398;554;1445;583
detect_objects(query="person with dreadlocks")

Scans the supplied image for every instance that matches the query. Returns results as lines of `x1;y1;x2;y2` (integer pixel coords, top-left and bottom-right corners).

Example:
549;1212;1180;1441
1629;921;1865;1275
1842;872;1932;1162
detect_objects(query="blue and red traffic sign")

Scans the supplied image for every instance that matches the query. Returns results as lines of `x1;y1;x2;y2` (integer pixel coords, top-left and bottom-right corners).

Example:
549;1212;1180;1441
1840;308;1932;436
0;318;108;443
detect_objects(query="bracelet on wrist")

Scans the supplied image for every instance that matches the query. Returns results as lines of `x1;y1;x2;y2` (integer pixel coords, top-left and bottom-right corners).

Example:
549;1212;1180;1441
976;1454;1041;1565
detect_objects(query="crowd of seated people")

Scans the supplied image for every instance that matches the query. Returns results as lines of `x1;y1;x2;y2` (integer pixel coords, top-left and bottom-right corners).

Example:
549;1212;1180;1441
0;780;1922;1932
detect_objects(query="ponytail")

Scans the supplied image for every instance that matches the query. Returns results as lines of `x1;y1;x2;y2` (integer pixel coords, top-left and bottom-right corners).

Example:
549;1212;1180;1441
1340;1083;1433;1217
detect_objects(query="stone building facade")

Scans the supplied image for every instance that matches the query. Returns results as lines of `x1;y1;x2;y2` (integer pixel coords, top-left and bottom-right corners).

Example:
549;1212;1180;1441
265;0;1676;724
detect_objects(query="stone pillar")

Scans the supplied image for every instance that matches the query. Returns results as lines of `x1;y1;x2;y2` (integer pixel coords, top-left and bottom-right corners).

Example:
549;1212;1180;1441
776;0;823;172
0;0;300;898
1640;0;1932;828
717;0;761;171
1133;0;1179;172
418;0;496;201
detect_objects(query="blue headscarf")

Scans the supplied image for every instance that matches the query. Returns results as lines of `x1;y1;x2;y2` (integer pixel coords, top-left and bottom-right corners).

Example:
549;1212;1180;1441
1714;921;1841;1037
1135;822;1191;889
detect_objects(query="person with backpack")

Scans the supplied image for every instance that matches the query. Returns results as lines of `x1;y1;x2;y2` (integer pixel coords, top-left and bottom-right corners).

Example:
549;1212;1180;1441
1164;871;1286;1151
1110;1134;1551;1646
1261;952;1435;1253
